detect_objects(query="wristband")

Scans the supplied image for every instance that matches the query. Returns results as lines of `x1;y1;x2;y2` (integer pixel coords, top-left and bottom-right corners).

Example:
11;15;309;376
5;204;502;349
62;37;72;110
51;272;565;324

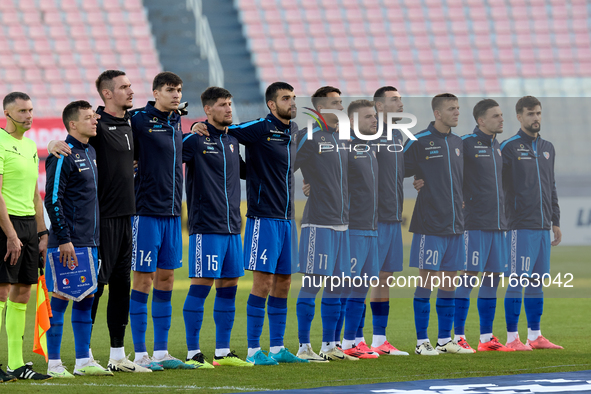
38;230;49;238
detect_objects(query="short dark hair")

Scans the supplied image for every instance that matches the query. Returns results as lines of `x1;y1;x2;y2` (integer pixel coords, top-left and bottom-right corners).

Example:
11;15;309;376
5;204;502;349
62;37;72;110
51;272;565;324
373;86;398;102
95;70;126;100
152;71;183;91
265;82;294;109
311;86;341;110
473;99;499;122
3;92;31;110
347;99;374;117
431;93;458;111
515;95;542;114
201;87;232;107
62;100;93;132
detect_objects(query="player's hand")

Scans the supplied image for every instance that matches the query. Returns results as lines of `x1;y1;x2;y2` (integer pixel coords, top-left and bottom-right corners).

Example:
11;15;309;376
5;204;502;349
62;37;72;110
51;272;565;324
38;233;48;267
551;225;562;246
302;180;310;197
59;242;78;269
191;122;209;136
48;140;71;159
5;233;22;265
413;177;424;192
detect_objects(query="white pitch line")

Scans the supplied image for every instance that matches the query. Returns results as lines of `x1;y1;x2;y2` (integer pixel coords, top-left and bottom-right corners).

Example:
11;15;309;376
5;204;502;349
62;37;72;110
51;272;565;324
29;382;271;391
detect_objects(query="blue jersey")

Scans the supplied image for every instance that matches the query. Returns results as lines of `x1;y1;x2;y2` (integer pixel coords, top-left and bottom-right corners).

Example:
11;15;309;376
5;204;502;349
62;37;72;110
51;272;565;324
295;124;349;226
227;113;294;220
462;126;507;231
131;102;183;217
376;126;404;222
182;122;244;235
500;129;559;230
404;122;464;235
45;135;99;248
348;139;378;232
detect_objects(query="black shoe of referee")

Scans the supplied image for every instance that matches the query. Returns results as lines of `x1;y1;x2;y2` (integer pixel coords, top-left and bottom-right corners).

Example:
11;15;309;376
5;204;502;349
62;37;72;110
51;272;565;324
0;364;17;383
7;362;52;381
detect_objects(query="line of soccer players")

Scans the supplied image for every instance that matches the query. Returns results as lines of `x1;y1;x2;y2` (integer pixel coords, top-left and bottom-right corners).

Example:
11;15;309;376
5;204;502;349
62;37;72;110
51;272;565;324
0;72;563;381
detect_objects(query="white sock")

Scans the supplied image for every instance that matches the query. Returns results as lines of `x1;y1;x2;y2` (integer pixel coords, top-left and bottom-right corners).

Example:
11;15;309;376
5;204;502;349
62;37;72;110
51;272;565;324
269;345;284;354
320;341;332;352
110;347;125;361
507;331;519;343
48;359;62;369
371;335;387;348
335;340;341;347
453;334;465;342
89;348;94;359
480;333;493;343
437;337;451;346
134;351;148;363
187;349;200;360
417;339;429;347
354;336;365;346
299;343;311;353
247;347;261;357
75;357;90;368
528;328;541;342
215;348;230;358
341;339;355;350
153;350;168;360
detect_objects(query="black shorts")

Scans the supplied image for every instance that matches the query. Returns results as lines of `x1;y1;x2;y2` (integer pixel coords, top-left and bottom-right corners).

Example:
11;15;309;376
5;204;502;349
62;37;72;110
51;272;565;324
98;215;132;285
0;216;39;285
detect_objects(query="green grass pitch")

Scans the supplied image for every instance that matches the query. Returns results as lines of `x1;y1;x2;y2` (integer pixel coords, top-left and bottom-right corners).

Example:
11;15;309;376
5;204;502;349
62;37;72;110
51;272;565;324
1;245;589;393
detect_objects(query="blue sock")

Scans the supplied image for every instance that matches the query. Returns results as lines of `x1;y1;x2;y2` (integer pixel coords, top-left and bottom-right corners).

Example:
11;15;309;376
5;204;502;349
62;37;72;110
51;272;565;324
152;289;172;352
477;275;499;335
335;297;347;342
47;297;69;360
454;280;474;336
413;287;431;340
297;283;320;344
246;294;266;349
344;289;367;341
524;287;543;331
436;289;455;341
370;301;389;336
183;285;210;352
267;296;287;348
504;286;523;333
320;287;341;344
130;290;149;353
72;297;94;359
356;303;366;338
214;286;237;349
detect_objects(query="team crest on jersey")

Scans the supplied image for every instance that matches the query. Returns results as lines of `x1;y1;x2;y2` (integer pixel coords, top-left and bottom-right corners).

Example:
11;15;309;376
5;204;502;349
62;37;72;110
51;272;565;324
520;144;524;149
429;141;434;146
321;136;325;141
477;140;482;145
544;151;550;159
230;144;234;152
206;137;211;142
455;148;460;156
75;153;80;159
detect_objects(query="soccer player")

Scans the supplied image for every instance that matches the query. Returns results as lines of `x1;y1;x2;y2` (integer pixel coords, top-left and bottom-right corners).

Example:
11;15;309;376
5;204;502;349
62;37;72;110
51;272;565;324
181;87;251;368
500;96;562;350
339;100;380;359
369;86;409;356
293;86;354;362
403;93;472;355
49;70;151;372
416;99;514;352
129;72;194;369
0;92;50;381
44;101;113;377
192;82;305;365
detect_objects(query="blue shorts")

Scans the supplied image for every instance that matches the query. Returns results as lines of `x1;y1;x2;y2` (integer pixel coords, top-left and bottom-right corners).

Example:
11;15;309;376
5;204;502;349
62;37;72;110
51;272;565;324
409;233;465;271
463;230;508;273
299;226;351;277
46;247;99;294
188;233;244;279
244;217;293;275
131;215;182;273
508;229;551;276
378;222;404;273
350;232;379;278
290;220;299;274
